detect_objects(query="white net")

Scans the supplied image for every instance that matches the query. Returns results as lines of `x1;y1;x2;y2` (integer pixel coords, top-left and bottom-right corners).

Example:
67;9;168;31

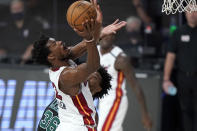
162;0;197;14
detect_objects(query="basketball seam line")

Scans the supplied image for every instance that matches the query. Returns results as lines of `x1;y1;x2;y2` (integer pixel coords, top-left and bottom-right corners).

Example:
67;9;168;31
70;2;85;26
73;5;93;27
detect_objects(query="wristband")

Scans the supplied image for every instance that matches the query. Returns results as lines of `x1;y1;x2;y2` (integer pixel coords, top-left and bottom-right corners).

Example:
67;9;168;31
84;37;95;43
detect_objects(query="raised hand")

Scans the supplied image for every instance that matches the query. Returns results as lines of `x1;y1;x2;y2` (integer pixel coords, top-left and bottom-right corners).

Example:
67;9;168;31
101;19;127;38
90;0;103;26
90;0;103;42
74;19;95;41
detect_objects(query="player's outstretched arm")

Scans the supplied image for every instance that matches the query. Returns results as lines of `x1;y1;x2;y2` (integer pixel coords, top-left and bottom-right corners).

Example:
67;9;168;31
114;54;152;130
100;19;127;39
69;19;127;60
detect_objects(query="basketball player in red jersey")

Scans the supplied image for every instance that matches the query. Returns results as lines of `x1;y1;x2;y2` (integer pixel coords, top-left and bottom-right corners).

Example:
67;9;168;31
32;0;126;130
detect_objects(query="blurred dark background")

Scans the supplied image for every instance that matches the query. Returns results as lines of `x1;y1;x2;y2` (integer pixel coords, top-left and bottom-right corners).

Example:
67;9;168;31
0;0;186;67
0;0;187;130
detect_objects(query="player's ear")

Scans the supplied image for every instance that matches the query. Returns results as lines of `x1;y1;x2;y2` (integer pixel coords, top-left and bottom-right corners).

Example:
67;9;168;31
48;53;55;61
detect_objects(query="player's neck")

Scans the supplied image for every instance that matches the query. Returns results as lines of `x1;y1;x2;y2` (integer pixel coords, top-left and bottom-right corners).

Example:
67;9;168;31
100;46;113;55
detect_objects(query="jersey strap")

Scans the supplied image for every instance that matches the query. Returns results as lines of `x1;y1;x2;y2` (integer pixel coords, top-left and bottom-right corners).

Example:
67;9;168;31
71;92;95;126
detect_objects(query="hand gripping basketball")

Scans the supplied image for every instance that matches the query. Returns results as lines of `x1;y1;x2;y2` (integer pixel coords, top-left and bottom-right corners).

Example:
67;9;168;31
66;0;97;32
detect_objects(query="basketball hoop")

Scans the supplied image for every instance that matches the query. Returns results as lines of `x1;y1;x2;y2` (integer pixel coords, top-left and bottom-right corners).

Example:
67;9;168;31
162;0;197;15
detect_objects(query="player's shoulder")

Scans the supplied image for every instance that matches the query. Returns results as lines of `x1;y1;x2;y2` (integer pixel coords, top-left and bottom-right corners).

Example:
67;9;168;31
49;66;67;81
114;46;128;64
180;24;190;30
50;60;76;76
116;52;127;64
111;46;125;57
113;45;124;52
173;24;189;35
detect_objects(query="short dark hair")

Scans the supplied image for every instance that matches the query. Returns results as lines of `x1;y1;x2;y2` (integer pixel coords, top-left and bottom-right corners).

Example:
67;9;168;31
93;66;112;99
32;35;51;66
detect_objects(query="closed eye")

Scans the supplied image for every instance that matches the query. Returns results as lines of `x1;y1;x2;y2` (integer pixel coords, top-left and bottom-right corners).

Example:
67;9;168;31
51;41;56;47
47;40;56;47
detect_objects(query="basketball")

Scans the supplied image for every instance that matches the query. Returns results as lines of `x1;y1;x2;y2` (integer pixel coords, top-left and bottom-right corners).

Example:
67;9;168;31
66;0;97;31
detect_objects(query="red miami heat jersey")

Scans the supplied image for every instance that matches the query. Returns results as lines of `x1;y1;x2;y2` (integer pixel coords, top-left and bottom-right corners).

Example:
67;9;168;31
49;60;97;130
